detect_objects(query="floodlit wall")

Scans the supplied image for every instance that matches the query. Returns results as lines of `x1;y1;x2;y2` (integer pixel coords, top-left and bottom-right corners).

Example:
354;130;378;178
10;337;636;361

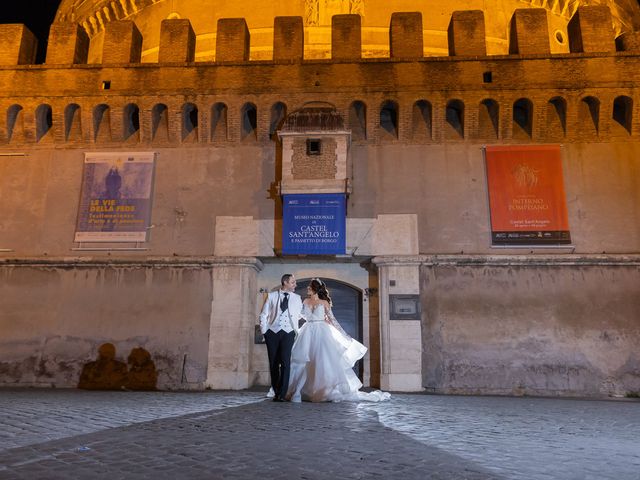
1;8;639;394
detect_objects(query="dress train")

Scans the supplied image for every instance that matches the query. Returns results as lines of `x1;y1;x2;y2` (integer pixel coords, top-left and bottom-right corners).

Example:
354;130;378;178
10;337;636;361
286;304;390;403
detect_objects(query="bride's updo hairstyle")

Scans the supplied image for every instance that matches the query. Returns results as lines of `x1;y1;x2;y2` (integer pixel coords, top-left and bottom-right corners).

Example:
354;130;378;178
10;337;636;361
309;278;332;306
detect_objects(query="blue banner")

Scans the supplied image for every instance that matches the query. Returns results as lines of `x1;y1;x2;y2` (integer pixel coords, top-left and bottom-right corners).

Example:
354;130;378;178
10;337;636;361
283;194;346;255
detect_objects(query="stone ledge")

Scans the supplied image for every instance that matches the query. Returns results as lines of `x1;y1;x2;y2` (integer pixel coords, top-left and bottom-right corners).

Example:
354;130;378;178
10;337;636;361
0;256;264;269
419;254;640;267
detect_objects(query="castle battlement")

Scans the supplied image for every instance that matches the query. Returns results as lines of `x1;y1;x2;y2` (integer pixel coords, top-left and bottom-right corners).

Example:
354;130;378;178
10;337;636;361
1;7;639;68
0;7;639;147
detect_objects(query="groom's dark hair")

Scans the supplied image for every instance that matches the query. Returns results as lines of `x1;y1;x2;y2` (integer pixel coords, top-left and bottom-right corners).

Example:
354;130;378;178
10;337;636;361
281;274;293;286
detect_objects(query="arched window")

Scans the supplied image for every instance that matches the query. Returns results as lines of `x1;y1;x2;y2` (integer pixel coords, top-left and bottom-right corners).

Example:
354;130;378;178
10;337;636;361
241;103;257;141
612;95;633;135
123;103;140;141
412;100;432;141
445;99;464;139
35;104;53;142
579;96;599;136
7;105;24;143
211;103;228;142
93;104;111;142
513;98;533;139
547;97;567;139
349;101;367;141
182;103;198;142
269;102;287;140
380;100;398;139
64;104;82;142
478;99;499;139
152;104;169;142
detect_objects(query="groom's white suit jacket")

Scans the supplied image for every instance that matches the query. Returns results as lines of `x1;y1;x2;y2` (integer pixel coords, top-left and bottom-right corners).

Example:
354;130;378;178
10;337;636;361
259;290;303;335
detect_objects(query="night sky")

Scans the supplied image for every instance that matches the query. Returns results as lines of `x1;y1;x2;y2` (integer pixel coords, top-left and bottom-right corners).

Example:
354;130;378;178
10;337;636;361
0;1;62;63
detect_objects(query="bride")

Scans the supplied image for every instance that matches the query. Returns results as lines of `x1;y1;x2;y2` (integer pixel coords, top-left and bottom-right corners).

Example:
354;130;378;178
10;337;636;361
286;278;390;403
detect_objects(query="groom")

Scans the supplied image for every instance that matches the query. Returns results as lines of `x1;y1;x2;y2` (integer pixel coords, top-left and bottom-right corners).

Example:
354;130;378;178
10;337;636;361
259;273;303;402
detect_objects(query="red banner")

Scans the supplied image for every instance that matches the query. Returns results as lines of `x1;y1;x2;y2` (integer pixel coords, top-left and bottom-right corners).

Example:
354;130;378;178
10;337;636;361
485;145;571;245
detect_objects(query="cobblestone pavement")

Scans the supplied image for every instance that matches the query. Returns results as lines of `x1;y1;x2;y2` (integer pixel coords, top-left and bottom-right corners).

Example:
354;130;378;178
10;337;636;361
0;389;639;480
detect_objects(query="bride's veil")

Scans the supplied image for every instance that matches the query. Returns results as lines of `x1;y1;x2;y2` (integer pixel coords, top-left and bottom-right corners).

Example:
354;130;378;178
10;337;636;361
327;306;353;338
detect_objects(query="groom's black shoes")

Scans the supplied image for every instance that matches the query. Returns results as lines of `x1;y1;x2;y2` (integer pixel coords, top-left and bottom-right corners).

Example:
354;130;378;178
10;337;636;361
273;396;286;402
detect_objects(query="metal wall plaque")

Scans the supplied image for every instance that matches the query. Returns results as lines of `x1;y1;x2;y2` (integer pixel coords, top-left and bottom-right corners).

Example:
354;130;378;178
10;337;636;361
389;295;421;320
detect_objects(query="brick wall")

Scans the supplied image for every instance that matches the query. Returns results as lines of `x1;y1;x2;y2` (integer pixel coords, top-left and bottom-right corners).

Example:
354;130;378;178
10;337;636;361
291;137;338;179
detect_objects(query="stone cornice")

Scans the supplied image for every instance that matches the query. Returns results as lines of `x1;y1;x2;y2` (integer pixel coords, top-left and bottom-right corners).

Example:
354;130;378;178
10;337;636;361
0;256;264;270
371;254;640;267
420;254;640;266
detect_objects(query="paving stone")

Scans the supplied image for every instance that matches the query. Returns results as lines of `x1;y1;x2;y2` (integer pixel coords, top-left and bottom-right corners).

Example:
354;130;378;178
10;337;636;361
0;389;638;479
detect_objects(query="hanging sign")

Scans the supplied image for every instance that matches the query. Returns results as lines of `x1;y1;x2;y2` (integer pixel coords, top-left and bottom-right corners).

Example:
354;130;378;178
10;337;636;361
485;145;571;245
282;194;346;254
75;152;156;242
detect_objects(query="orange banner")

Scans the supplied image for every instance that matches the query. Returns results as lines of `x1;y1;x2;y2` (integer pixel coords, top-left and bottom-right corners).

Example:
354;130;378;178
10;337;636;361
485;145;571;245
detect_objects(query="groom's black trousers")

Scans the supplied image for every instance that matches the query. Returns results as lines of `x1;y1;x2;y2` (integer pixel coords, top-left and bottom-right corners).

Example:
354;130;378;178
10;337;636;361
264;329;295;399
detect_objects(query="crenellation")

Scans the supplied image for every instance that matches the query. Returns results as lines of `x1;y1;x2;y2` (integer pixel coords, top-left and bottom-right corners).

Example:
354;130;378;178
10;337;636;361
615;32;640;52
6;11;626;67
448;11;486;56
509;9;550;55
273;16;304;62
216;18;250;63
46;23;89;65
102;20;143;63
389;12;423;59
567;6;616;54
159;19;196;63
332;14;362;60
0;24;37;66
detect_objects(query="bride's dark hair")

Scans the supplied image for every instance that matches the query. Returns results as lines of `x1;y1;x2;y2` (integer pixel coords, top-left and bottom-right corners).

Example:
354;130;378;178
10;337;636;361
309;278;332;306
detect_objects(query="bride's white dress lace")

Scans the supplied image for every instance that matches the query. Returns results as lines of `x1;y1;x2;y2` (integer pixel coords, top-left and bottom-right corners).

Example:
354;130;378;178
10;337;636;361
286;303;390;403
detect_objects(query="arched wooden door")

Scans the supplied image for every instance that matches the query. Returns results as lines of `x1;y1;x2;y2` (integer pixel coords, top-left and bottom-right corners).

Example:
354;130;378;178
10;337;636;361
295;278;364;379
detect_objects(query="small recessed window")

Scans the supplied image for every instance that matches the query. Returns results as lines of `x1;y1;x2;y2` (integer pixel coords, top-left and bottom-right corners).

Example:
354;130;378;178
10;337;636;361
102;80;111;90
307;139;322;155
483;71;493;83
555;30;565;45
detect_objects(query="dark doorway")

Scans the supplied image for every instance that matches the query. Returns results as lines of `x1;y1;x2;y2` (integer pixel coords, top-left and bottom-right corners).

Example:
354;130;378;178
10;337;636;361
295;278;364;379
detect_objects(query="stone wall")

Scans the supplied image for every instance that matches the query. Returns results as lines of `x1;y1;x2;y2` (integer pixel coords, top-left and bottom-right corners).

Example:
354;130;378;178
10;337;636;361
0;142;638;256
0;147;272;256
1;7;639;395
0;261;213;389
420;255;640;396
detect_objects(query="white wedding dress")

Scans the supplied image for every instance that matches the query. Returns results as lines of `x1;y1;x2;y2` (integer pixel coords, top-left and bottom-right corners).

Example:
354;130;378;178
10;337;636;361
286;303;390;403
